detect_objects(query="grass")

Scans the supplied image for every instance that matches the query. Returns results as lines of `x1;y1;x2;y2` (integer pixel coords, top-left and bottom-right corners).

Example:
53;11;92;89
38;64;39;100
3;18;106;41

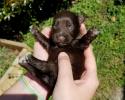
0;46;19;78
22;0;125;99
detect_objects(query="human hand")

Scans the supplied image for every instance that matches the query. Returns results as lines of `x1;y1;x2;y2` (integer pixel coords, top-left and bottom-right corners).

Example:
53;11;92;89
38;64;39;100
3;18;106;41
5;24;94;100
29;24;87;98
52;46;99;100
32;24;89;99
33;24;98;100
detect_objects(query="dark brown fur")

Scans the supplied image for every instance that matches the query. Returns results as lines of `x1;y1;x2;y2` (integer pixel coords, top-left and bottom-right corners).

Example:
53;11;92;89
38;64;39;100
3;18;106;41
19;11;99;91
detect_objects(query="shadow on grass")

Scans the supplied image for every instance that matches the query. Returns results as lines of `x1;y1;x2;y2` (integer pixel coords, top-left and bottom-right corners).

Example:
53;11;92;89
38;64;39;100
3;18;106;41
31;0;72;21
114;0;125;5
0;12;31;40
0;0;72;40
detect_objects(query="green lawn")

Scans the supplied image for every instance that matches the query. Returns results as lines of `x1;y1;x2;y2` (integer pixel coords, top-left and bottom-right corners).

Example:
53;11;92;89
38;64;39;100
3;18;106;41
23;0;125;99
0;46;18;78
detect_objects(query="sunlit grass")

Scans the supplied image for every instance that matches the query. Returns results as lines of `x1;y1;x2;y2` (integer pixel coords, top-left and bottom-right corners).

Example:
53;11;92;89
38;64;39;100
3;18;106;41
0;46;18;78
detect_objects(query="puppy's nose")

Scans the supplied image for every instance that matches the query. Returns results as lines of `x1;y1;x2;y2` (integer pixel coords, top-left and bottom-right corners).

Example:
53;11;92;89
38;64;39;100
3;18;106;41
57;36;65;43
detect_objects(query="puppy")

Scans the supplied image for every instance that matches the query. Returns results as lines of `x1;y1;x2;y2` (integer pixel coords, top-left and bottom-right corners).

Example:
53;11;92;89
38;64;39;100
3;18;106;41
19;11;99;91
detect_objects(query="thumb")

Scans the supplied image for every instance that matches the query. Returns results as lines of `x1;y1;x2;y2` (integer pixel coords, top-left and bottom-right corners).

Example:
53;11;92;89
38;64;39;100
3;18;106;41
57;52;73;83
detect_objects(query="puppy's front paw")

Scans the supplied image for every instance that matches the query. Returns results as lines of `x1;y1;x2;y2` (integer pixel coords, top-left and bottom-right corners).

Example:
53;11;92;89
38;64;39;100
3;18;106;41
84;27;100;43
89;27;100;37
29;25;39;35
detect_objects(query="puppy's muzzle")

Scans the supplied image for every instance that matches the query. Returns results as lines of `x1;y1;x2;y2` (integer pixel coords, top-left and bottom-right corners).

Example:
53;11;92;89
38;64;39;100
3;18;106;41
57;36;66;43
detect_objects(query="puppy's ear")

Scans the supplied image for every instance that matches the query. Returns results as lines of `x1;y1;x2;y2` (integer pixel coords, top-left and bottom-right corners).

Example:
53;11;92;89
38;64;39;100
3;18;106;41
78;15;85;24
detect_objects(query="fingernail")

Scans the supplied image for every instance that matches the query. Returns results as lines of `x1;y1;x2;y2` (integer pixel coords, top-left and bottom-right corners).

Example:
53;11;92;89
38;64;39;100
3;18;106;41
58;52;69;60
89;45;93;50
58;52;67;57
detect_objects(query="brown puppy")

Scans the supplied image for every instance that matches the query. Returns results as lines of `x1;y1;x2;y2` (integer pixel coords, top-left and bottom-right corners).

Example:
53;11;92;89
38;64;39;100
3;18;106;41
19;11;99;91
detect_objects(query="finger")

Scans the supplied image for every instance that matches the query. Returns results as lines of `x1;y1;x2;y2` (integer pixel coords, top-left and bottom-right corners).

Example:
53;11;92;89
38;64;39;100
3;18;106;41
84;45;96;72
41;27;51;38
82;45;97;78
57;52;74;82
33;42;48;61
80;23;87;35
33;27;50;60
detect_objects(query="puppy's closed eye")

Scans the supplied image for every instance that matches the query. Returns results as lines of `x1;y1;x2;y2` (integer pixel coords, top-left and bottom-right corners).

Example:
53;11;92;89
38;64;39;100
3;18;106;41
66;21;73;30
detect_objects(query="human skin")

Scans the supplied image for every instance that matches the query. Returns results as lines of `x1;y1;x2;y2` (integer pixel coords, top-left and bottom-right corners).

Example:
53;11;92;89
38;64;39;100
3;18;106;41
5;24;99;100
53;46;99;100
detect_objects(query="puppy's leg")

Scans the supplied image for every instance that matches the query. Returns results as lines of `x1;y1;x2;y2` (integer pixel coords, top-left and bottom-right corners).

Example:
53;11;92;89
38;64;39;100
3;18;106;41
78;28;100;49
26;54;57;88
30;26;50;51
19;53;36;76
19;54;57;88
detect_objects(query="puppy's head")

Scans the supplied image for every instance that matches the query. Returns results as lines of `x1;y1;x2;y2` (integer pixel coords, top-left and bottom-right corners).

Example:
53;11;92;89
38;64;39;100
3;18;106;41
51;11;85;47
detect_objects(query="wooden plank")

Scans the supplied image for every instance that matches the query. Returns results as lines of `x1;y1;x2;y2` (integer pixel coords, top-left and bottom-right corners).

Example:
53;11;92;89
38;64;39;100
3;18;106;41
0;39;32;95
0;39;32;51
0;48;31;95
